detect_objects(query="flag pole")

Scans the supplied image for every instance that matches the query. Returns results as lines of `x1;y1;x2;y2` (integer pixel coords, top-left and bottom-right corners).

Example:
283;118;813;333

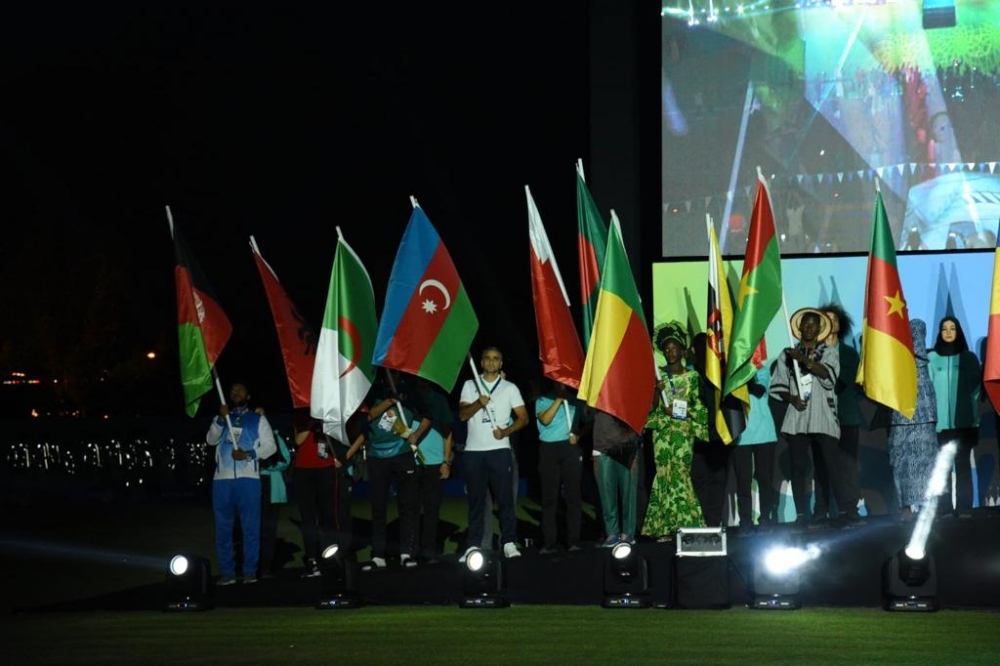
466;353;499;430
211;357;241;451
780;296;806;399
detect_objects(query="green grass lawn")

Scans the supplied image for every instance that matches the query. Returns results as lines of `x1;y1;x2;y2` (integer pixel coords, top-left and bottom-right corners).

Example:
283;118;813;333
6;606;1000;664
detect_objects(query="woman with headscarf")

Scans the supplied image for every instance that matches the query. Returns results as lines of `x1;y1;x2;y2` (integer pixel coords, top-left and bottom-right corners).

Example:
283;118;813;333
927;316;982;517
642;321;708;541
887;319;938;521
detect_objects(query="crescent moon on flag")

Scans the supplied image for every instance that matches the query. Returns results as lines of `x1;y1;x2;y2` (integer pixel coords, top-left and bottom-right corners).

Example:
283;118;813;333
419;279;452;310
337;315;361;378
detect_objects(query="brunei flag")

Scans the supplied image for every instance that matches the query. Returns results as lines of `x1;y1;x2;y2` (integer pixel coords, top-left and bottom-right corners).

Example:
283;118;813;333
856;188;917;419
983;221;1000;413
577;211;655;435
575;159;608;348
706;217;748;444
167;206;232;417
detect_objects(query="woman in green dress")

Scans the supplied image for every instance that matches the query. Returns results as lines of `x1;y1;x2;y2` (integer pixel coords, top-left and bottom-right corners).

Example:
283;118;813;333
642;321;709;541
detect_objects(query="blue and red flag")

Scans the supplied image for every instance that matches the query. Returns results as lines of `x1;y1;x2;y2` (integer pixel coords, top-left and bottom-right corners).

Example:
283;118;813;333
372;205;479;392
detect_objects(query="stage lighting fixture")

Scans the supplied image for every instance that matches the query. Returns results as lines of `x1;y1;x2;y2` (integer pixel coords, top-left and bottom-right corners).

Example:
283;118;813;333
316;544;361;609
165;553;213;611
883;548;938;612
750;545;817;610
603;542;650;608
460;548;508;608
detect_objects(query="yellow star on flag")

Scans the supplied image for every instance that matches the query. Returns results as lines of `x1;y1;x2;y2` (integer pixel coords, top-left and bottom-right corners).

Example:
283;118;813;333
884;290;906;318
737;275;758;309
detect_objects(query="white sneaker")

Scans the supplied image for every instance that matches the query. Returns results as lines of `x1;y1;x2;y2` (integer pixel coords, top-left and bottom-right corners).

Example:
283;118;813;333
503;542;521;559
400;554;418;569
458;547;476;564
361;556;387;572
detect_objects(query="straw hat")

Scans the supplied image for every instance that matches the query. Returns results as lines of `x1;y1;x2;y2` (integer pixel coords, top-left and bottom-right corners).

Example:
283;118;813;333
790;307;832;341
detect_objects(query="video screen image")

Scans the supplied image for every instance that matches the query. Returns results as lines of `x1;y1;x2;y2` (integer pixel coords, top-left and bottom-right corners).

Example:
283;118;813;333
661;0;1000;256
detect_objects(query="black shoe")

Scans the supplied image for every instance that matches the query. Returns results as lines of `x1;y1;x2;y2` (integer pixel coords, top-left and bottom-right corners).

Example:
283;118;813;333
538;547;559;555
808;515;830;529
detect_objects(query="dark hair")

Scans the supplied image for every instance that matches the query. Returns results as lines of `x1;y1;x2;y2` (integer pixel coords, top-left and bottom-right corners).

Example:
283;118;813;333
819;302;853;339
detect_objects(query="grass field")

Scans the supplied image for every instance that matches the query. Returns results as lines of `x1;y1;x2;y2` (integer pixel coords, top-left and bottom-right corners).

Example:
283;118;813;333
4;495;1000;664
7;606;1000;664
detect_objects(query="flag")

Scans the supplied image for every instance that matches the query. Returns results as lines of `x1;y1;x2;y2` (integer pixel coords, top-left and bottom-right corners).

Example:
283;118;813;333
167;206;232;417
527;185;585;388
706;217;748;444
983;221;1000;413
250;236;316;409
856;189;917;419
576;160;608;347
372;204;478;392
724;173;783;397
311;231;378;444
577;211;655;435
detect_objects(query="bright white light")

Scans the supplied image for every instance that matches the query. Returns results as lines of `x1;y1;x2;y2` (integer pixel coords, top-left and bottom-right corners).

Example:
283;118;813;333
905;545;925;561
467;550;485;572
169;555;189;576
611;542;632;560
322;544;339;560
763;545;821;576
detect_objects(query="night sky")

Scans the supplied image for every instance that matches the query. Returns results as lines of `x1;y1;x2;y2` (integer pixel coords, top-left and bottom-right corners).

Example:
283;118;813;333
1;3;595;415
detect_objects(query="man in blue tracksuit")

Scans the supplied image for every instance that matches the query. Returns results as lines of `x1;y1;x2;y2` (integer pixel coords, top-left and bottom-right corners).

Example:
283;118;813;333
206;382;277;585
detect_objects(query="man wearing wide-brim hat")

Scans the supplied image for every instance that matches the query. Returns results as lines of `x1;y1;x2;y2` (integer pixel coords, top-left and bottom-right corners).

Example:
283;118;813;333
769;307;852;528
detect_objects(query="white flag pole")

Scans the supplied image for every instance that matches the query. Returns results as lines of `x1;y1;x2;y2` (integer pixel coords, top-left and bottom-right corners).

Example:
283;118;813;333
466;353;499;429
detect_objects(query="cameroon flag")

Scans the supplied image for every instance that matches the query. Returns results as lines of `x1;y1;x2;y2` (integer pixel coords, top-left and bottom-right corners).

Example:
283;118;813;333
577;211;655;435
167;206;232;417
856;190;916;419
575;159;608;348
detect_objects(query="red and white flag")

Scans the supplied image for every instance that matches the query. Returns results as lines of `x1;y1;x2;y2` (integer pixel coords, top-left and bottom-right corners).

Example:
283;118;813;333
527;185;585;388
250;236;317;409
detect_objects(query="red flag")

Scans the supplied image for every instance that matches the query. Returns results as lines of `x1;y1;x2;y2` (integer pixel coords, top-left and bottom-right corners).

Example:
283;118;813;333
527;186;585;388
250;236;317;409
984;221;1000;413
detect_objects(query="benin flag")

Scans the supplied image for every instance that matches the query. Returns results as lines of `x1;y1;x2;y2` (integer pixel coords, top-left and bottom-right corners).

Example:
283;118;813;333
372;204;478;392
983;221;1000;413
707;217;748;444
724;173;782;398
577;211;655;435
167;206;232;418
856;190;917;419
311;230;377;444
576;160;608;348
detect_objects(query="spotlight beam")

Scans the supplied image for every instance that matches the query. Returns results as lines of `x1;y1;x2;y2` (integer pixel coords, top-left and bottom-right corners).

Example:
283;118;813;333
906;441;957;559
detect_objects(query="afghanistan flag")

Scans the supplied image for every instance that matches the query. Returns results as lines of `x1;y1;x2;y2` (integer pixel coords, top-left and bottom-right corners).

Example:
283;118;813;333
576;159;608;348
983;220;1000;413
250;236;316;409
724;172;782;398
577;211;655;435
372;204;478;392
311;230;378;444
856;189;917;419
167;206;232;417
706;217;748;444
528;185;585;389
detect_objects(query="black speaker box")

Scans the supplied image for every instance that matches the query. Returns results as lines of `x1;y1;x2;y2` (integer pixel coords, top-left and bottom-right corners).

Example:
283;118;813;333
672;556;730;609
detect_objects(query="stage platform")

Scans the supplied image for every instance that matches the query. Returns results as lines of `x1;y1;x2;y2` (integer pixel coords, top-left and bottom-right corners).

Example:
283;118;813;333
26;511;1000;612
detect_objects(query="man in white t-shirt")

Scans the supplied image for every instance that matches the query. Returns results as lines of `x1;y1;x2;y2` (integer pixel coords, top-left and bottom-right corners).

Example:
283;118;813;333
458;346;529;560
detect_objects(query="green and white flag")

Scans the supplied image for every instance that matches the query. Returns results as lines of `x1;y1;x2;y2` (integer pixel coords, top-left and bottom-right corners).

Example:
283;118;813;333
311;229;378;444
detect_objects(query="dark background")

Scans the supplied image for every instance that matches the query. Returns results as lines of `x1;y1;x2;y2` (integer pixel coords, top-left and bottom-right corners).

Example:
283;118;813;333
0;2;661;418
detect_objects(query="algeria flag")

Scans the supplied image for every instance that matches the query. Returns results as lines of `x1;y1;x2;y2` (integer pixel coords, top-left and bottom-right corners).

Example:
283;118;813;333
311;230;378;444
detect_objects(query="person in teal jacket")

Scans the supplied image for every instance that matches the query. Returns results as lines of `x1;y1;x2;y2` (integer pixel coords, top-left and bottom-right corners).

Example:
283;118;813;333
259;428;291;577
927;316;982;516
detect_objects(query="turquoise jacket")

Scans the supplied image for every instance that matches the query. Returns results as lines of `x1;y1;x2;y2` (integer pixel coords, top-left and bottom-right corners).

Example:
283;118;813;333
260;432;291;503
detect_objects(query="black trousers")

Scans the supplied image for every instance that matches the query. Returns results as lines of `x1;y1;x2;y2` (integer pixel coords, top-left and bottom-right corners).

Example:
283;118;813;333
939;428;978;513
294;466;337;562
691;440;730;527
730;444;776;525
368;452;417;558
538;441;583;549
414;463;446;557
259;476;282;574
787;433;849;519
812;425;860;518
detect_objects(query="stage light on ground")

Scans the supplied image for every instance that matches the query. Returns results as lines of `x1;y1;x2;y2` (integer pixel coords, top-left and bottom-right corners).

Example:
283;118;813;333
752;544;820;610
165;553;212;611
603;542;650;608
883;548;938;612
316;543;360;609
460;548;508;609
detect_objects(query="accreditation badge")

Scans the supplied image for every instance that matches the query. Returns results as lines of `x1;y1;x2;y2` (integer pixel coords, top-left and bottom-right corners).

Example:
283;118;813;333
671;399;688;420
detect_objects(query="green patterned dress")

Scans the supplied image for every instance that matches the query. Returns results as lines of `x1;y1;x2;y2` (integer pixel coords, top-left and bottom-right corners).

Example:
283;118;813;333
642;370;709;538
